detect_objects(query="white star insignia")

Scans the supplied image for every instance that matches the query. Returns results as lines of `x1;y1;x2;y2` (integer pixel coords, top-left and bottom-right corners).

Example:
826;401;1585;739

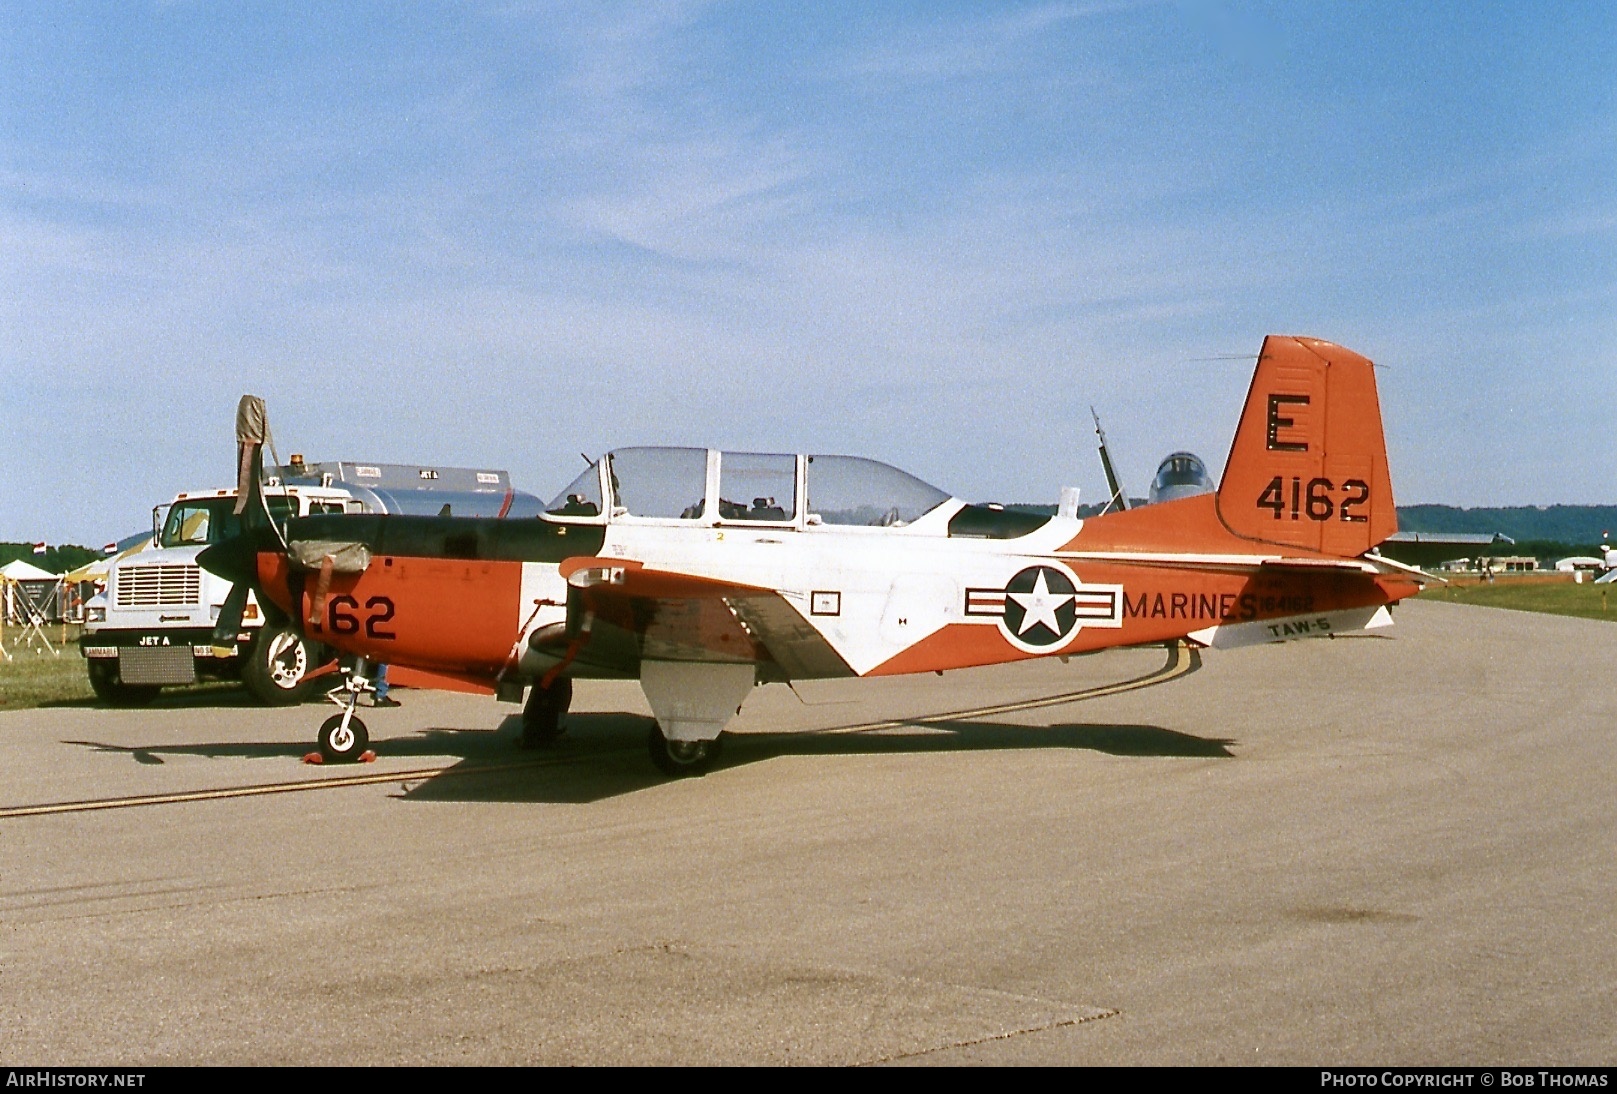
1006;569;1074;637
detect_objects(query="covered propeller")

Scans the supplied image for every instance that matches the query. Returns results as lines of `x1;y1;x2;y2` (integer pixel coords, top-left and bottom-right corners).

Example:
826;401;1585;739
199;395;282;654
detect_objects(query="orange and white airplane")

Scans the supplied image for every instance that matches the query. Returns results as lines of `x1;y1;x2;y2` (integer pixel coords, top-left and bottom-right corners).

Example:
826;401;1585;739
202;335;1427;775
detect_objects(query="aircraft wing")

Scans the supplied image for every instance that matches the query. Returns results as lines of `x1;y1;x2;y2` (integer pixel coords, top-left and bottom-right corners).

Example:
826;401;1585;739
552;557;854;680
1260;552;1443;585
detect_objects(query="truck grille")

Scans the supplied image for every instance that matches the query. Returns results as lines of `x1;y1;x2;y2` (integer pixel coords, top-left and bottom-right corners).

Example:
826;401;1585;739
119;646;197;685
115;564;202;608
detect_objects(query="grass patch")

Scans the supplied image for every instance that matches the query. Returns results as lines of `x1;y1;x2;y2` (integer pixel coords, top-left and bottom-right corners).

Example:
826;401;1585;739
0;648;95;709
1;639;246;711
1419;579;1616;622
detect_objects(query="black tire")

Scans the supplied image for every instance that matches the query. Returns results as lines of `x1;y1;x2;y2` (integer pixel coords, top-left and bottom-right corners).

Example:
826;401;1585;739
647;722;721;777
521;676;573;748
318;713;370;763
242;627;315;706
86;660;160;707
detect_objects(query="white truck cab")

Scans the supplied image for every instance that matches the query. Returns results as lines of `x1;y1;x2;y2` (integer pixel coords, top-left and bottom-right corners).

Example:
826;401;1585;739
81;461;537;706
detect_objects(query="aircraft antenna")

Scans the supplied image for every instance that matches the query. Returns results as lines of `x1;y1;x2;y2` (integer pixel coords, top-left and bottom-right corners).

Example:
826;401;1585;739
1092;406;1131;514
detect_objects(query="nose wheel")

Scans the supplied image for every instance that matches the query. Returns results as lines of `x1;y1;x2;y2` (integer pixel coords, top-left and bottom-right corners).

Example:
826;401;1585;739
318;712;370;763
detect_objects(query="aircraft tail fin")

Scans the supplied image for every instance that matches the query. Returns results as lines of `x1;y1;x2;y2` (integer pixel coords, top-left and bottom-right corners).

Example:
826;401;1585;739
1216;336;1396;557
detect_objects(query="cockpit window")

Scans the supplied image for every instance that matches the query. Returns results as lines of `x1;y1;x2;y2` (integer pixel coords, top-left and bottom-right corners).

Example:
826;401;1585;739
805;455;950;527
608;447;709;519
545;463;604;518
718;452;795;522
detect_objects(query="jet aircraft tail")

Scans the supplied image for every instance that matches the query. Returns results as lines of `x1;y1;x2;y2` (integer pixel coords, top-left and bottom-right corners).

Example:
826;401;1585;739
1216;336;1396;558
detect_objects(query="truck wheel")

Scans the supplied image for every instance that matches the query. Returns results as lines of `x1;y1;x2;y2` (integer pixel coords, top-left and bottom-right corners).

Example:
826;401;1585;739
86;660;160;707
242;627;314;706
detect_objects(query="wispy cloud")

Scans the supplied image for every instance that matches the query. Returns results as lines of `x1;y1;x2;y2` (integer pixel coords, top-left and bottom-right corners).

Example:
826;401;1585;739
837;2;1142;83
3;2;1614;541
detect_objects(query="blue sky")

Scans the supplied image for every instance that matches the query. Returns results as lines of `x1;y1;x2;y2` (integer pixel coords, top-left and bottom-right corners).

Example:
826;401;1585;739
3;1;1614;546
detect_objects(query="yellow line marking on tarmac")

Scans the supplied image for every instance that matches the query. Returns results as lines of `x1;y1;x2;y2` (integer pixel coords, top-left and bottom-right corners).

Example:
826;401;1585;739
3;644;1198;820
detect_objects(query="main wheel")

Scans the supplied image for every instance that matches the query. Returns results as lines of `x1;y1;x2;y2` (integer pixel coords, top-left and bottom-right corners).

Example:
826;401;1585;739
318;713;370;763
242;627;315;706
86;660;160;707
647;722;722;777
521;676;573;748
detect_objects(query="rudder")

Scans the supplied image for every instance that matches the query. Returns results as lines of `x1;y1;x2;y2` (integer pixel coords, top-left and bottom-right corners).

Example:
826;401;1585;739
1216;336;1396;556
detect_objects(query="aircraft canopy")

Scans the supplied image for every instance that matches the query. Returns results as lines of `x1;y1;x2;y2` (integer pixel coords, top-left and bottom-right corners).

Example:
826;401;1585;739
1148;451;1215;505
545;448;951;528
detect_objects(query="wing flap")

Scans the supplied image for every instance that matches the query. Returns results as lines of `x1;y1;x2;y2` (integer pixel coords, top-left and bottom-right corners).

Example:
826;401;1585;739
726;594;854;679
558;557;851;678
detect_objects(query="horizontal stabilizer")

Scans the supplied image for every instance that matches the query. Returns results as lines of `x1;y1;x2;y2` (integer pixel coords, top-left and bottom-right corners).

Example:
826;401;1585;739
1187;604;1394;650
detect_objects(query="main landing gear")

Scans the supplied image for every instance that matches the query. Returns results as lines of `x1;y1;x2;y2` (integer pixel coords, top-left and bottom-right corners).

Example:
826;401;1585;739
522;676;572;749
637;661;752;778
647;722;723;777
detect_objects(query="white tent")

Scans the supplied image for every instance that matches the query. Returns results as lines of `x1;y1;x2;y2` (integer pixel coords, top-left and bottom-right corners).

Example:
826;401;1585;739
1;558;66;655
1;558;59;582
2;558;64;626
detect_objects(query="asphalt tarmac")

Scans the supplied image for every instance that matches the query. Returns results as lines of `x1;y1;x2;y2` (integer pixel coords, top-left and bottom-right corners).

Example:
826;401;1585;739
1;599;1613;1065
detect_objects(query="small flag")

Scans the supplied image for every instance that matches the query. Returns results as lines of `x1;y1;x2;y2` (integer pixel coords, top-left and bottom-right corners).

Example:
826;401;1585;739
31;542;46;555
104;542;117;554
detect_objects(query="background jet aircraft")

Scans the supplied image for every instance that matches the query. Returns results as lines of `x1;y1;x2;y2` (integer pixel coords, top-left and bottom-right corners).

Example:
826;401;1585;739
202;335;1426;776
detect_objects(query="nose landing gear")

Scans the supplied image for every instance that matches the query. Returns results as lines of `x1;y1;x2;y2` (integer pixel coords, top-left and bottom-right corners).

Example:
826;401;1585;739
315;658;378;763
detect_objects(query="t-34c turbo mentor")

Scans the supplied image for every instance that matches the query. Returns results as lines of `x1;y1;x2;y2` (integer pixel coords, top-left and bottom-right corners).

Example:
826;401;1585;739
200;335;1427;776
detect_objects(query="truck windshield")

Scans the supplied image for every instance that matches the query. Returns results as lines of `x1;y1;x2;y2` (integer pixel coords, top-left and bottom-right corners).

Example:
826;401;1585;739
160;496;295;547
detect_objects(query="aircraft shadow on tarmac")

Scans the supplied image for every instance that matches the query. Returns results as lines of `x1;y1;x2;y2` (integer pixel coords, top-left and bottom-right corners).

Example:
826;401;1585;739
62;721;534;765
62;711;1231;804
396;713;1236;805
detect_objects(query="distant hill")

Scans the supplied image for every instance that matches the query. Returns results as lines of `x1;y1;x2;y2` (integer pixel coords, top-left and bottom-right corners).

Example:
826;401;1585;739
0;543;102;575
999;503;1615;558
1396;505;1617;545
